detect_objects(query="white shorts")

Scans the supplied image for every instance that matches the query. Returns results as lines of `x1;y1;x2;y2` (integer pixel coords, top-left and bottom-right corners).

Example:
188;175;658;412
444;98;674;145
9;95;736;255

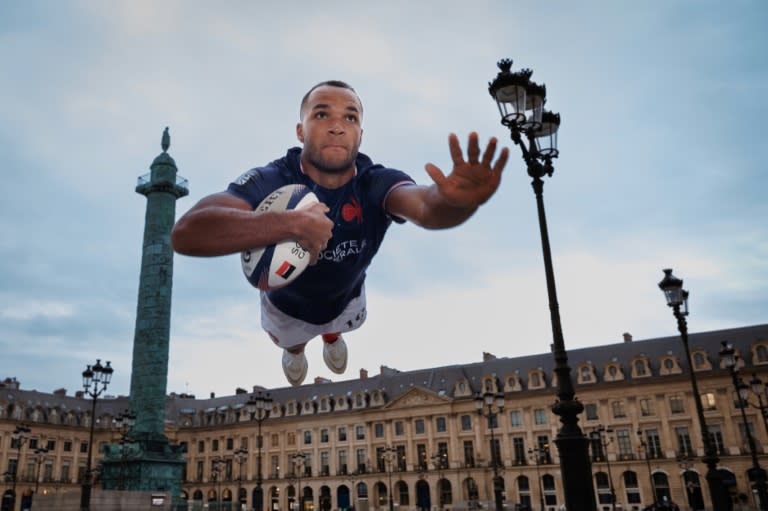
260;287;368;349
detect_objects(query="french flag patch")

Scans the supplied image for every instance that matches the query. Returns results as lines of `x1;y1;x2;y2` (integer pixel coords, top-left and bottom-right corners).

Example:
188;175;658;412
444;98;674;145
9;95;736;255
275;261;297;280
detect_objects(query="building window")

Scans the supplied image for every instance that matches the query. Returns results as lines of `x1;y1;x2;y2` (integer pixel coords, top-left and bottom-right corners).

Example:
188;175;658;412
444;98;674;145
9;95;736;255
414;419;425;434
463;440;475;467
708;425;725;455
394;421;404;436
374;423;384;438
669;394;685;414
338;427;347;442
63;440;72;452
693;352;707;369
436;417;447;432
271;455;279;478
530;372;541;387
611;401;626;418
304;431;312;445
534;408;548;425
355;425;365;440
757;345;768;363
416;444;427;470
675;426;693;456
643;429;663;458
356;448;366;472
198;441;205;453
616;429;633;458
513;437;526;465
624;471;641;504
701;392;716;411
212;439;220;452
664;358;675;370
80;442;88;454
639;398;655;416
580;365;593;382
510;410;523;427
460;414;472;431
320;451;329;476
584;403;598;421
634;359;647;376
338;450;348;475
287;433;296;446
321;428;329;443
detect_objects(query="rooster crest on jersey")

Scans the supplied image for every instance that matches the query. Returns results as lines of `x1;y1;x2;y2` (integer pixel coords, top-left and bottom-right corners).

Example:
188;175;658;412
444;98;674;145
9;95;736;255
241;184;319;291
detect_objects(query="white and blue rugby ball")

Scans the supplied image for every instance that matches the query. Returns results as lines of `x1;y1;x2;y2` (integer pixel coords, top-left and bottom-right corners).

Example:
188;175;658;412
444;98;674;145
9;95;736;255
241;184;319;291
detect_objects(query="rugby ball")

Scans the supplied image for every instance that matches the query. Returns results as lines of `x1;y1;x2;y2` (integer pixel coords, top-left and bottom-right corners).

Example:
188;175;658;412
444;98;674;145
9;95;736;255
241;184;319;290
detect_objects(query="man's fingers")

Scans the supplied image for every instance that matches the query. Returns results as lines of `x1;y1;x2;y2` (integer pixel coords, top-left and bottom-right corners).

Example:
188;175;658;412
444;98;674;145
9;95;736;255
447;133;464;165
466;132;480;164
493;146;510;174
481;137;498;167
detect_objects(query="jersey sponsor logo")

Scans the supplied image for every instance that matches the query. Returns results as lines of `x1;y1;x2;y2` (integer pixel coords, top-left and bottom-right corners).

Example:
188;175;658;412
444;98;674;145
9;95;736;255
318;239;367;263
275;261;297;279
341;196;363;224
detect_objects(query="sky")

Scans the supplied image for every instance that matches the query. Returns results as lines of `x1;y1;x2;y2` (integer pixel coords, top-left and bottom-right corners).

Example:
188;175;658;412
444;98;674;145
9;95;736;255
1;1;766;400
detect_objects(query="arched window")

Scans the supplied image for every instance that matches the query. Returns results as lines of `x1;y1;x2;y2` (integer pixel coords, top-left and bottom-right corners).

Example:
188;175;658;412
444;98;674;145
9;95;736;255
396;480;410;505
595;472;612;505
623;470;641;505
693;352;707;369
634;359;647;376
756;345;768;363
542;474;557;506
653;472;671;502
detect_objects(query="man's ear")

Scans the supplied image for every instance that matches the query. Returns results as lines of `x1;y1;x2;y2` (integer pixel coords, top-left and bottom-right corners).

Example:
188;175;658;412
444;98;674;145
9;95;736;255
296;123;304;143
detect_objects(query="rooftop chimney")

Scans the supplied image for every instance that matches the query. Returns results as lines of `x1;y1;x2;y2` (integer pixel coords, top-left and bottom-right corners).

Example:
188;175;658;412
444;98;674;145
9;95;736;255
623;332;633;343
360;368;368;380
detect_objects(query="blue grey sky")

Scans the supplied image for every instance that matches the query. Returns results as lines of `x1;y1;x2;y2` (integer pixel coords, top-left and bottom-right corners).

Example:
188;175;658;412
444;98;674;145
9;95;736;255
1;1;766;398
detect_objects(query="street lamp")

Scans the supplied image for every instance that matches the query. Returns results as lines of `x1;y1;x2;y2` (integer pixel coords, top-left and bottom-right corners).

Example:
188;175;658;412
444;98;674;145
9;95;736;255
528;445;548;511
212;458;226;511
80;358;113;511
637;431;657;506
719;341;768;511
246;391;272;511
474;391;504;511
488;58;595;511
234;447;248;510
658;268;730;510
381;446;396;511
114;410;136;490
431;452;447;511
33;446;49;494
590;425;616;511
10;424;31;511
748;374;768;435
293;452;307;511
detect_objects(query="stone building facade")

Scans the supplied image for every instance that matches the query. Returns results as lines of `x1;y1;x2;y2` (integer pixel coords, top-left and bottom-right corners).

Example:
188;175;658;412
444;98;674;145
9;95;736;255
2;323;768;511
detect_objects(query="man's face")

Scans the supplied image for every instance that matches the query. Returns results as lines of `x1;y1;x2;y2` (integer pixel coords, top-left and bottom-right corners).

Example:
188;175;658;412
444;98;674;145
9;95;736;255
296;85;363;174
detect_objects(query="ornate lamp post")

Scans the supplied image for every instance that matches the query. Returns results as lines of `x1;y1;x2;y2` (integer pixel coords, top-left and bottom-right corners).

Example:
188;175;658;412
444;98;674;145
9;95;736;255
292;452;307;511
246;391;272;511
528;445;548;511
212;458;226;511
637;431;656;506
658;268;730;510
234;447;248;510
114;410;136;490
719;341;768;510
431;452;447;511
748;374;768;435
590;426;616;511
381;447;396;511
80;359;113;511
33;446;49;494
10;424;31;511
487;58;595;511
474;391;504;511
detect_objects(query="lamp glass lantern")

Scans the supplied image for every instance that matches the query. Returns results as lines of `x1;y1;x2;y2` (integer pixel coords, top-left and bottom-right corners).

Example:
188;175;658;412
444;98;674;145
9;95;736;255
488;59;532;128
658;269;685;308
534;111;561;158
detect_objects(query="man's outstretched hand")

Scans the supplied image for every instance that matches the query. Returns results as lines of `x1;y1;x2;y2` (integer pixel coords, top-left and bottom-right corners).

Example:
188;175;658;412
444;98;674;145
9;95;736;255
425;132;509;209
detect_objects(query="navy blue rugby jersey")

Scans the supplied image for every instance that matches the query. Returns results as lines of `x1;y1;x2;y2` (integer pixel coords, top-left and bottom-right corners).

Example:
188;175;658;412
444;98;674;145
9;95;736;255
227;147;415;324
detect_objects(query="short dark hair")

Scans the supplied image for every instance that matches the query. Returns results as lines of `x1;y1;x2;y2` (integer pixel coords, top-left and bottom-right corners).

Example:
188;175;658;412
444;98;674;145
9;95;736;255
300;80;361;118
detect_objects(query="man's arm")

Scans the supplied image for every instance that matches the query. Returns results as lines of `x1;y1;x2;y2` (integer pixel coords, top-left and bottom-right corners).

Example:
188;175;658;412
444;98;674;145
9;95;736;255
171;191;333;261
386;132;509;229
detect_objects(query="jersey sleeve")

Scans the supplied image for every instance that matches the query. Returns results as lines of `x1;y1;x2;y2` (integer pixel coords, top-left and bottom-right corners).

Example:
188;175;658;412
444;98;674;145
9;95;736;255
363;167;415;223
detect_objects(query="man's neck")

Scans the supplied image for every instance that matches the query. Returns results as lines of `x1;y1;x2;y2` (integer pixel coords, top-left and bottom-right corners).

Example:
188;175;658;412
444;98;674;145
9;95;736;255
300;157;356;190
